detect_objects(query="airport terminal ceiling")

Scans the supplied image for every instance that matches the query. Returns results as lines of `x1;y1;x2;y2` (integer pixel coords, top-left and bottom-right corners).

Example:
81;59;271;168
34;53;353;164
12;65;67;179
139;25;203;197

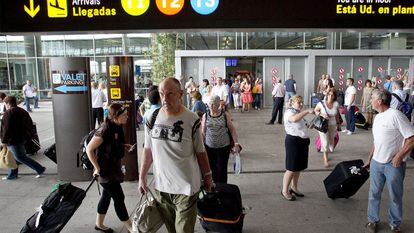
1;0;414;33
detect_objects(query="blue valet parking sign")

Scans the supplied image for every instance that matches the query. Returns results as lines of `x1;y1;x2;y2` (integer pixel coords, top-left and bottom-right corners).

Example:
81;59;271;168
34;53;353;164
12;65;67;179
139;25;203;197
190;0;219;15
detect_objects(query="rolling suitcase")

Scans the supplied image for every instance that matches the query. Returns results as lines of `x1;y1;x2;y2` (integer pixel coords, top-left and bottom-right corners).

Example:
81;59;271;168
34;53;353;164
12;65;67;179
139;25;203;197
43;143;56;164
323;159;369;199
20;178;98;233
25;123;41;155
355;112;369;130
198;183;244;233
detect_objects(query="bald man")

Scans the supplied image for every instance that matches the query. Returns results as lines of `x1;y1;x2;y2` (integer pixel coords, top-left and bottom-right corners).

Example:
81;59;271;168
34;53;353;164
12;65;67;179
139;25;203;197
139;78;213;233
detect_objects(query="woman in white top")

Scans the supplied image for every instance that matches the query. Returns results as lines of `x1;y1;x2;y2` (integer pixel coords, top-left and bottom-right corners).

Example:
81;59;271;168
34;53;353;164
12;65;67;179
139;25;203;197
314;88;341;168
282;95;314;201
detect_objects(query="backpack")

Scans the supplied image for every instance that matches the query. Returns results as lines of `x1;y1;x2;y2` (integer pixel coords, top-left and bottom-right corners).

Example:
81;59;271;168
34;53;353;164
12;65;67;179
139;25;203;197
145;108;160;130
392;93;413;121
76;129;97;170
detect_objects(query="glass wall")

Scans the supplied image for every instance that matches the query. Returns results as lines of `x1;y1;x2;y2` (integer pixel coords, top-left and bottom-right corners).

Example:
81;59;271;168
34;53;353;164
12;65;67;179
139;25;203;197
277;32;304;49
0;31;412;98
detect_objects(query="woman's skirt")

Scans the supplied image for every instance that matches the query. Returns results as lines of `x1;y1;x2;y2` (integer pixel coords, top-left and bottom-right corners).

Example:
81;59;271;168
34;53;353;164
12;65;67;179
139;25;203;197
285;134;310;172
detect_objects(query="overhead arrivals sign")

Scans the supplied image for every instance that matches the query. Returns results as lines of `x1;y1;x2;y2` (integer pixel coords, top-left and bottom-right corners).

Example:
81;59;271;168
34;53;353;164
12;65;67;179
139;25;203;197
0;0;413;33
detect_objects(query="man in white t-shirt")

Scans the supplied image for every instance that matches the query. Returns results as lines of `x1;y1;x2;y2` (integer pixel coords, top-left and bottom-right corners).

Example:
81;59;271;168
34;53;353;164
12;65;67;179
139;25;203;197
139;78;213;233
342;78;357;135
22;80;38;112
212;77;228;109
364;89;414;233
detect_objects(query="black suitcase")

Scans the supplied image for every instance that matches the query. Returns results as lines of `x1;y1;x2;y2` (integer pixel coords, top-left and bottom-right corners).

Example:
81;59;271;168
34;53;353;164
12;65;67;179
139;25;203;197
323;159;369;199
20;178;97;233
25;123;41;155
311;93;324;108
43;143;56;164
198;183;244;233
355;112;369;130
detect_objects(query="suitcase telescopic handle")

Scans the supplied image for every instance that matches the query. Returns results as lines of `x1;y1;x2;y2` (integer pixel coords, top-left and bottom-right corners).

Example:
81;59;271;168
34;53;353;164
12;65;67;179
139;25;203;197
84;176;99;194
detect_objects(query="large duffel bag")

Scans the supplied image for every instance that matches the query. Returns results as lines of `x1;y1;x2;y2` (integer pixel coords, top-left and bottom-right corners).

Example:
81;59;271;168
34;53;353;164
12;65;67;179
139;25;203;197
355;112;369;130
25;123;41;155
197;183;244;233
43;143;56;164
20;178;97;233
323;159;369;199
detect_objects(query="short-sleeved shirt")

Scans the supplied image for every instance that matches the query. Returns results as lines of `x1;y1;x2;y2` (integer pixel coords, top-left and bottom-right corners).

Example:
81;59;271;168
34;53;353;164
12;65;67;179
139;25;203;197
212;85;228;101
22;84;36;98
390;89;405;110
384;82;392;92
144;107;205;196
372;108;414;164
192;100;207;114
316;101;339;126
284;108;309;139
345;85;357;106
284;79;296;93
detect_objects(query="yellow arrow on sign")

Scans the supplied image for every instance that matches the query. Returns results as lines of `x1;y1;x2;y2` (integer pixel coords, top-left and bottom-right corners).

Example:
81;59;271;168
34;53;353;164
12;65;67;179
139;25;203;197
24;0;40;18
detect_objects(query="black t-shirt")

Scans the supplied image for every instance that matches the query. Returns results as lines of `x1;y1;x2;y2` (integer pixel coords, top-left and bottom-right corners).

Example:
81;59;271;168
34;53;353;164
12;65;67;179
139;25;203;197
94;120;125;183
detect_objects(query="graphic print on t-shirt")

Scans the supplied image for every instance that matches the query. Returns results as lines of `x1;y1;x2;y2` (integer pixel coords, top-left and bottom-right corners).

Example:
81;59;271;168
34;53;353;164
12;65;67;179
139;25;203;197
152;120;184;142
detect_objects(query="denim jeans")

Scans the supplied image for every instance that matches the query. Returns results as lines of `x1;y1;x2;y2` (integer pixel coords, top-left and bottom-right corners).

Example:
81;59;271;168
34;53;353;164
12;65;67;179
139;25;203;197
368;159;406;227
285;92;296;104
344;105;355;132
25;96;38;111
253;93;262;109
7;142;44;178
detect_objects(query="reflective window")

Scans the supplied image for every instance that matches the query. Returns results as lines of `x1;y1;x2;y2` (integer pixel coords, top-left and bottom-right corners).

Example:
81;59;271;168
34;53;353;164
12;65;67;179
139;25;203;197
7;36;35;57
8;59;37;90
389;33;408;50
0;36;6;58
90;57;107;83
40;35;65;57
361;33;389;50
247;32;275;50
65;35;94;57
333;32;341;50
126;33;151;55
218;32;236;50
341;32;359;49
405;33;414;49
276;32;304;49
95;34;123;55
37;58;52;99
305;32;328;50
0;60;9;90
185;32;217;50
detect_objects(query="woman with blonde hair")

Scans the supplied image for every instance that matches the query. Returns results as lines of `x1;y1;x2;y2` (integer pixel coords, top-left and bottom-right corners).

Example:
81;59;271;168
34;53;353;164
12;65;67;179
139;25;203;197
314;88;341;167
281;95;313;201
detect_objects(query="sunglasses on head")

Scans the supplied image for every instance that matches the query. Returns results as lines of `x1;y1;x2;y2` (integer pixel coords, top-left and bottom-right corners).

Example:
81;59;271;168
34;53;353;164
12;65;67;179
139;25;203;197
116;107;126;116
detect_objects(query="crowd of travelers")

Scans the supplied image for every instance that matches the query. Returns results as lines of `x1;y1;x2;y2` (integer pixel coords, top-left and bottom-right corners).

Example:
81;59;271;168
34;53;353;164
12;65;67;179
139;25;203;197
1;71;413;233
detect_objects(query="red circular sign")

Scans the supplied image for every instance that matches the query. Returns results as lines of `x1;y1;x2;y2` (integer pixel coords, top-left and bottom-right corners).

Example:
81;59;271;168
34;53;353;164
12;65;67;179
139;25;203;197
272;76;277;81
339;81;344;86
357;86;362;91
272;83;276;87
271;68;278;74
397;74;401;79
377;79;382;84
377;67;383;72
339;68;345;74
211;76;216;81
358;80;363;85
210;70;217;75
397;68;403;73
339;74;344;80
358;67;364;72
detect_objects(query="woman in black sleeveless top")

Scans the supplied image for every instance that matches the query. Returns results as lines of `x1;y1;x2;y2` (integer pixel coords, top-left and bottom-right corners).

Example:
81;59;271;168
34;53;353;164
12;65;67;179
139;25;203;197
86;103;133;233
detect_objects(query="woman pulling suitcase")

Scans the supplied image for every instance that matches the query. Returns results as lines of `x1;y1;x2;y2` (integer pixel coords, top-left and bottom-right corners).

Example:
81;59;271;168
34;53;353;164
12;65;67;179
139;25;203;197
86;103;133;233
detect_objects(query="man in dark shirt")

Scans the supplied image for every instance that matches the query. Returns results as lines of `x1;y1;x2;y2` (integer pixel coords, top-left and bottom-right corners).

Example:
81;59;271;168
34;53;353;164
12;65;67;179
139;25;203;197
1;96;45;180
284;74;297;103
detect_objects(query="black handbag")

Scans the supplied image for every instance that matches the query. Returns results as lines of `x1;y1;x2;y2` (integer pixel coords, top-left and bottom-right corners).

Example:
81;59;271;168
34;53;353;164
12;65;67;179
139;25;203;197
309;102;329;133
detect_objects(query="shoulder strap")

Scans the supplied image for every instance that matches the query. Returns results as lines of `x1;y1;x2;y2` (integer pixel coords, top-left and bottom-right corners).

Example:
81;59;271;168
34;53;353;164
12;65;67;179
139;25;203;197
392;93;403;103
146;108;160;130
320;101;330;116
405;93;409;102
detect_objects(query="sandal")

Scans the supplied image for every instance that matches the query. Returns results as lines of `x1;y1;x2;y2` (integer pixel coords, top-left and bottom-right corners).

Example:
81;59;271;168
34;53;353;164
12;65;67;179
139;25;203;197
280;191;296;201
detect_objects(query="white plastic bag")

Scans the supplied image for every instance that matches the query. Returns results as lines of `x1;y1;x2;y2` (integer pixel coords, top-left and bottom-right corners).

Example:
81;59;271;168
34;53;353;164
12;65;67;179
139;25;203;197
132;190;164;233
231;152;242;175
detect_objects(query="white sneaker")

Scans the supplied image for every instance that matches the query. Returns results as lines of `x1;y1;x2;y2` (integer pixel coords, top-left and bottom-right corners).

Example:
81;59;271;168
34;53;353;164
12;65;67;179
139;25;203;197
35;174;43;178
347;131;354;135
341;129;349;133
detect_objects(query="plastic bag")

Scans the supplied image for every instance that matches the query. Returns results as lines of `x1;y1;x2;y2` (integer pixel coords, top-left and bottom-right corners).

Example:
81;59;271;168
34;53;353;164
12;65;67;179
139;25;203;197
230;152;242;175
